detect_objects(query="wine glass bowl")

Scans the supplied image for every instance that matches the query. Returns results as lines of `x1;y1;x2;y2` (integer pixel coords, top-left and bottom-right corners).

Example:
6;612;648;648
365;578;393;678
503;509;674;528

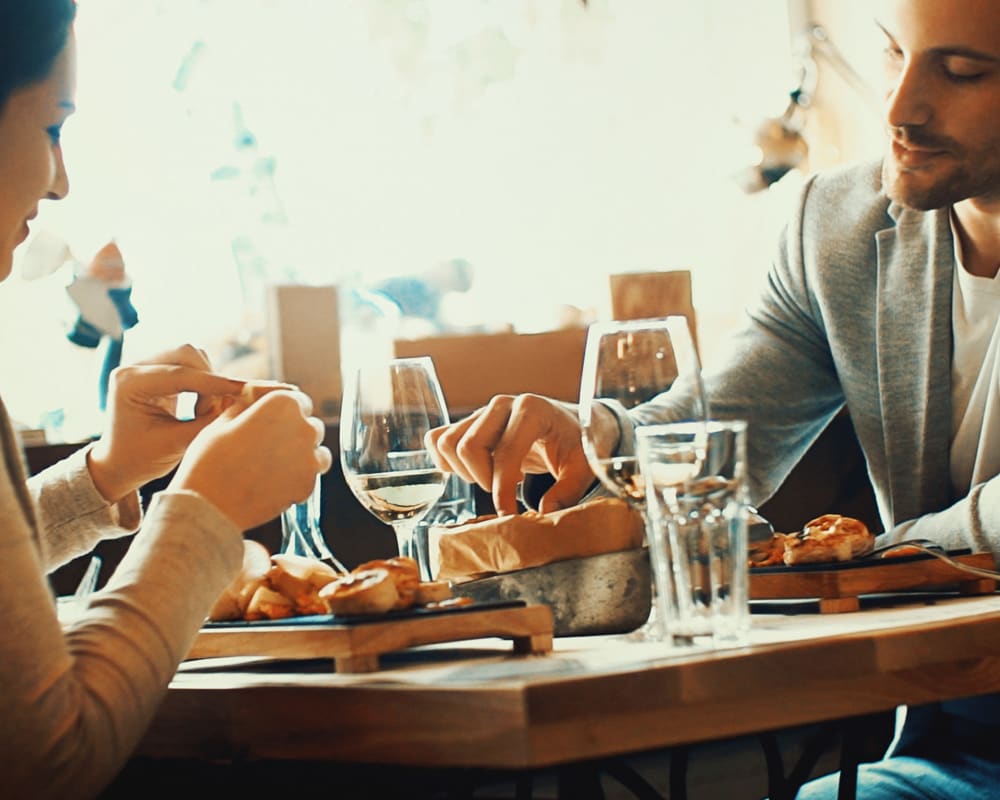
577;316;707;642
578;315;705;504
340;357;450;573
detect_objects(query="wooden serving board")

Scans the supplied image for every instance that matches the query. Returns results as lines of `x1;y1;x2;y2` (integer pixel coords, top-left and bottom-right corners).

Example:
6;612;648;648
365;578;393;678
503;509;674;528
188;601;554;673
751;551;997;613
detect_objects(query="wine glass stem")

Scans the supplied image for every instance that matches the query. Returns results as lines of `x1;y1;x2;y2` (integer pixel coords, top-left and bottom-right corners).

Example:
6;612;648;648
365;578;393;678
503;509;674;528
391;521;418;561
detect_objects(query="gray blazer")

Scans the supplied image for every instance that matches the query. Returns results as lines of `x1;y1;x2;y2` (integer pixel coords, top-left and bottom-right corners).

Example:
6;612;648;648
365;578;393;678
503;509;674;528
620;159;998;556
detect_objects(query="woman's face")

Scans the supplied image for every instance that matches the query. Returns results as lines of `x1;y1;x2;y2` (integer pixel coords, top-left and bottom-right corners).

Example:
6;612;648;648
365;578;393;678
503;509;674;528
0;32;76;281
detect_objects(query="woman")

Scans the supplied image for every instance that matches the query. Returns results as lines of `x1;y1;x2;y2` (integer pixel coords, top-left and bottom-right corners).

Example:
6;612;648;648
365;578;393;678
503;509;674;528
0;2;332;797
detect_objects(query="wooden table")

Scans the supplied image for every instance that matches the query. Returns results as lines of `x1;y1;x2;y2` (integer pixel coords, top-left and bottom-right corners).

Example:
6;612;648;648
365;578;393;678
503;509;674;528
138;594;1000;796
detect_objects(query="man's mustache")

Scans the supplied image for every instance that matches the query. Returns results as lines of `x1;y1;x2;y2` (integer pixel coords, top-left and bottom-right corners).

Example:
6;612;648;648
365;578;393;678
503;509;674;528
888;126;958;152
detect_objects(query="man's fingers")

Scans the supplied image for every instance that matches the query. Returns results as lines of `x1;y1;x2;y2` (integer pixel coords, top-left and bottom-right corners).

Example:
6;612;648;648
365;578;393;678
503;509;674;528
427;410;487;486
451;397;527;496
488;397;560;515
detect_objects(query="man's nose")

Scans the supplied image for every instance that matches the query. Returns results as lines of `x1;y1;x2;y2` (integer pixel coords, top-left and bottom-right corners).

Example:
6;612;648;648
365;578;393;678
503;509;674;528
885;61;933;129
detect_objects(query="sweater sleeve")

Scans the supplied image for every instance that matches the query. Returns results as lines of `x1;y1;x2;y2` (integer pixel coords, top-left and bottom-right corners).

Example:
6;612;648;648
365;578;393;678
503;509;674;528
1;488;243;800
27;444;142;571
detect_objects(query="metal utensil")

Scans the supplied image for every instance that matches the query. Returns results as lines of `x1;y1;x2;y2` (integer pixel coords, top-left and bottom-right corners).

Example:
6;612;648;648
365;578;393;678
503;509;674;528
867;539;1000;580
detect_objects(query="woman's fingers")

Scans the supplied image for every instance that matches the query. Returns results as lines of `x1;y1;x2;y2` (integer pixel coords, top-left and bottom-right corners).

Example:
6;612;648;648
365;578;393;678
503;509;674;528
131;343;214;371
112;364;245;408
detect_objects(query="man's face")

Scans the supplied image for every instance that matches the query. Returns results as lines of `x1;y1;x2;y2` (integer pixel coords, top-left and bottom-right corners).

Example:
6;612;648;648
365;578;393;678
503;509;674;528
877;0;1000;210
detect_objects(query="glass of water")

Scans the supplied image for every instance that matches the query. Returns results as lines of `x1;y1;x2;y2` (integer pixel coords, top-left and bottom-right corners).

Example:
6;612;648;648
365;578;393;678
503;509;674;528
636;419;750;647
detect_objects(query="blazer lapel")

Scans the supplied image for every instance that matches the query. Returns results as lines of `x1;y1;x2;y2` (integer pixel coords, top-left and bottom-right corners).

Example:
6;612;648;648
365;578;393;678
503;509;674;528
874;204;954;524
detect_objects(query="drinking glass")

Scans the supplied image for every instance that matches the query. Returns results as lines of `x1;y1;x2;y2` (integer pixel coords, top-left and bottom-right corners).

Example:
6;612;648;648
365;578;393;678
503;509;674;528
340;356;450;573
578;316;707;640
637;420;750;647
412;472;478;580
280;475;349;573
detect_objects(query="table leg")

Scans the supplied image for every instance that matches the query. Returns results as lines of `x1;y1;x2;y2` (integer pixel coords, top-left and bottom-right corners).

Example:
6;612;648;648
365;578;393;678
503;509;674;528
757;732;790;800
836;716;867;800
669;745;690;800
557;762;605;799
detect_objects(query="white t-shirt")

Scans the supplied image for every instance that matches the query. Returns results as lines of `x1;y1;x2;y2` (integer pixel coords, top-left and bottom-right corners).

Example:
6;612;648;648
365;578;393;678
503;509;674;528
949;214;1000;496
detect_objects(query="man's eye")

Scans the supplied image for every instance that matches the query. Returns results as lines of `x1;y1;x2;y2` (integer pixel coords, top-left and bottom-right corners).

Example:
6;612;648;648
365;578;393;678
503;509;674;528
942;58;989;83
46;125;62;144
881;46;903;71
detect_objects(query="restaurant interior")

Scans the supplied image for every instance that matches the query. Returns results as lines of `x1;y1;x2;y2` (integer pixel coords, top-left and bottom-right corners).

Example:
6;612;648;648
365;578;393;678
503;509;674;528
18;1;994;798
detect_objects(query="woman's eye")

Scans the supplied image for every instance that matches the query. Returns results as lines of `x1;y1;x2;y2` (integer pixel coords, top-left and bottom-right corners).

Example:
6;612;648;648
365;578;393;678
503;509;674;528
46;125;62;145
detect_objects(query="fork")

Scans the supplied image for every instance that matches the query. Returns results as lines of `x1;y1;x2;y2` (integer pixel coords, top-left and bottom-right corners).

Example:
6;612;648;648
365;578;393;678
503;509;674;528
868;539;1000;581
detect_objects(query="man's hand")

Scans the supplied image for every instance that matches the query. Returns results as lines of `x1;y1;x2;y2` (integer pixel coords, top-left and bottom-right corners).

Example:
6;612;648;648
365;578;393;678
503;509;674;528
87;344;246;502
426;393;620;515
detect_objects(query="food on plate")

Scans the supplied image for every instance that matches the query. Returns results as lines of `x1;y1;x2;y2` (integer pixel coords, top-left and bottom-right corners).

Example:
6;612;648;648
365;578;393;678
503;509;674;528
432;497;645;581
318;567;399;615
207;549;455;622
426;596;474;610
268;553;340;615
244;585;295;621
208;539;273;621
786;514;875;564
748;514;875;568
748;532;794;567
877;544;925;558
355;556;420;609
413;579;453;605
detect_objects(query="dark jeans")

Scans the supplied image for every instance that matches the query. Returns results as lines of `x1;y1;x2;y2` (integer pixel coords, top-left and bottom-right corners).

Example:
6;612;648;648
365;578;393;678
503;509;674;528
795;704;1000;800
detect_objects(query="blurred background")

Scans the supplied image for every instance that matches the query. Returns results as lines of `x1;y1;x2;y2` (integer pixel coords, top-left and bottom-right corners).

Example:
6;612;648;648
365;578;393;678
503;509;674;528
4;0;885;439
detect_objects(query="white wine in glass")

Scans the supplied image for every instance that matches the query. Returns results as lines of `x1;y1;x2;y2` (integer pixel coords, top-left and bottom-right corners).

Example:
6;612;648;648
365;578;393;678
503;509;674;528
578;316;708;640
340;357;450;573
579;316;706;500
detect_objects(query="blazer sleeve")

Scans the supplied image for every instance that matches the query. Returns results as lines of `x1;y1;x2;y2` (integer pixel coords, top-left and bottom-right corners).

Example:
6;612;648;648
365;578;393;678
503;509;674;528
625;173;848;506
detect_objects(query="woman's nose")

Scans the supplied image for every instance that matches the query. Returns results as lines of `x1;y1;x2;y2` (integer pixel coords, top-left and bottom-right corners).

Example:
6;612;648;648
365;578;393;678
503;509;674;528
46;145;70;200
885;62;933;129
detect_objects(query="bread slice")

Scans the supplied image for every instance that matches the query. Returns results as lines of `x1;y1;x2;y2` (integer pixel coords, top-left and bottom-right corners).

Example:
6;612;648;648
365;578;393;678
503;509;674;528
783;514;874;565
431;497;645;581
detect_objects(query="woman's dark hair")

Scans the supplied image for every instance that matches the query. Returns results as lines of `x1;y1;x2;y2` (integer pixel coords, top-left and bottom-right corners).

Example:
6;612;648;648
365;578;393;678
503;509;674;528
0;0;76;111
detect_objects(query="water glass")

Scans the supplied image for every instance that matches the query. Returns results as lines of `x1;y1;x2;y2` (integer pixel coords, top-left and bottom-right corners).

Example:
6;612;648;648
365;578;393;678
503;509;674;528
412;473;478;580
636;420;750;646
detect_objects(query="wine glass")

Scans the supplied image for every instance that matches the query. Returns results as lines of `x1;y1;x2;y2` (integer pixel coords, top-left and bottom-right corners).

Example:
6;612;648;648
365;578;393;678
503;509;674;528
578;316;708;640
340;356;450;573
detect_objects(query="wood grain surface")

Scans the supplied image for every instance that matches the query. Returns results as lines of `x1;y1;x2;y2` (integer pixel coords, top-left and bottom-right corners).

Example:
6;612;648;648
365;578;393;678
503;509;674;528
750;552;997;613
142;595;1000;769
188;603;554;673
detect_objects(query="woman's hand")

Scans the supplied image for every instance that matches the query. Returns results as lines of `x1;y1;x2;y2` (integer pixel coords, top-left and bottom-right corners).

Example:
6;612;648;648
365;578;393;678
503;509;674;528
87;345;246;502
169;388;332;532
426;393;619;515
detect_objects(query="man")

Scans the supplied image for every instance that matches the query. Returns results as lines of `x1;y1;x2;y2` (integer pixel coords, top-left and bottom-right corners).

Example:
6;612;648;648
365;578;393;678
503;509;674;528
427;2;1000;797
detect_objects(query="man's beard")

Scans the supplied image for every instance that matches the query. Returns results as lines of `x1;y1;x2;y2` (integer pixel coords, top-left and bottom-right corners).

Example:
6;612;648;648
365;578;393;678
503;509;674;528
883;128;1000;210
883;158;970;210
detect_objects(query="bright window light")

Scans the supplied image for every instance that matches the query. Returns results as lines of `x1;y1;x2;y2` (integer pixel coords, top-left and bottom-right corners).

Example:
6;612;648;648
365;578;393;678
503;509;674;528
4;0;799;437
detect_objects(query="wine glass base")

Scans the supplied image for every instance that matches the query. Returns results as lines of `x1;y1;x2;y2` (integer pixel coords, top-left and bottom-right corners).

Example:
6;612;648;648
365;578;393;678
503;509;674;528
624;606;667;642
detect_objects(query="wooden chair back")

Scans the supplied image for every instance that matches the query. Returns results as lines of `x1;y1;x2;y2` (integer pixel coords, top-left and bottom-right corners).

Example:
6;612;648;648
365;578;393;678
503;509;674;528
608;270;699;355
